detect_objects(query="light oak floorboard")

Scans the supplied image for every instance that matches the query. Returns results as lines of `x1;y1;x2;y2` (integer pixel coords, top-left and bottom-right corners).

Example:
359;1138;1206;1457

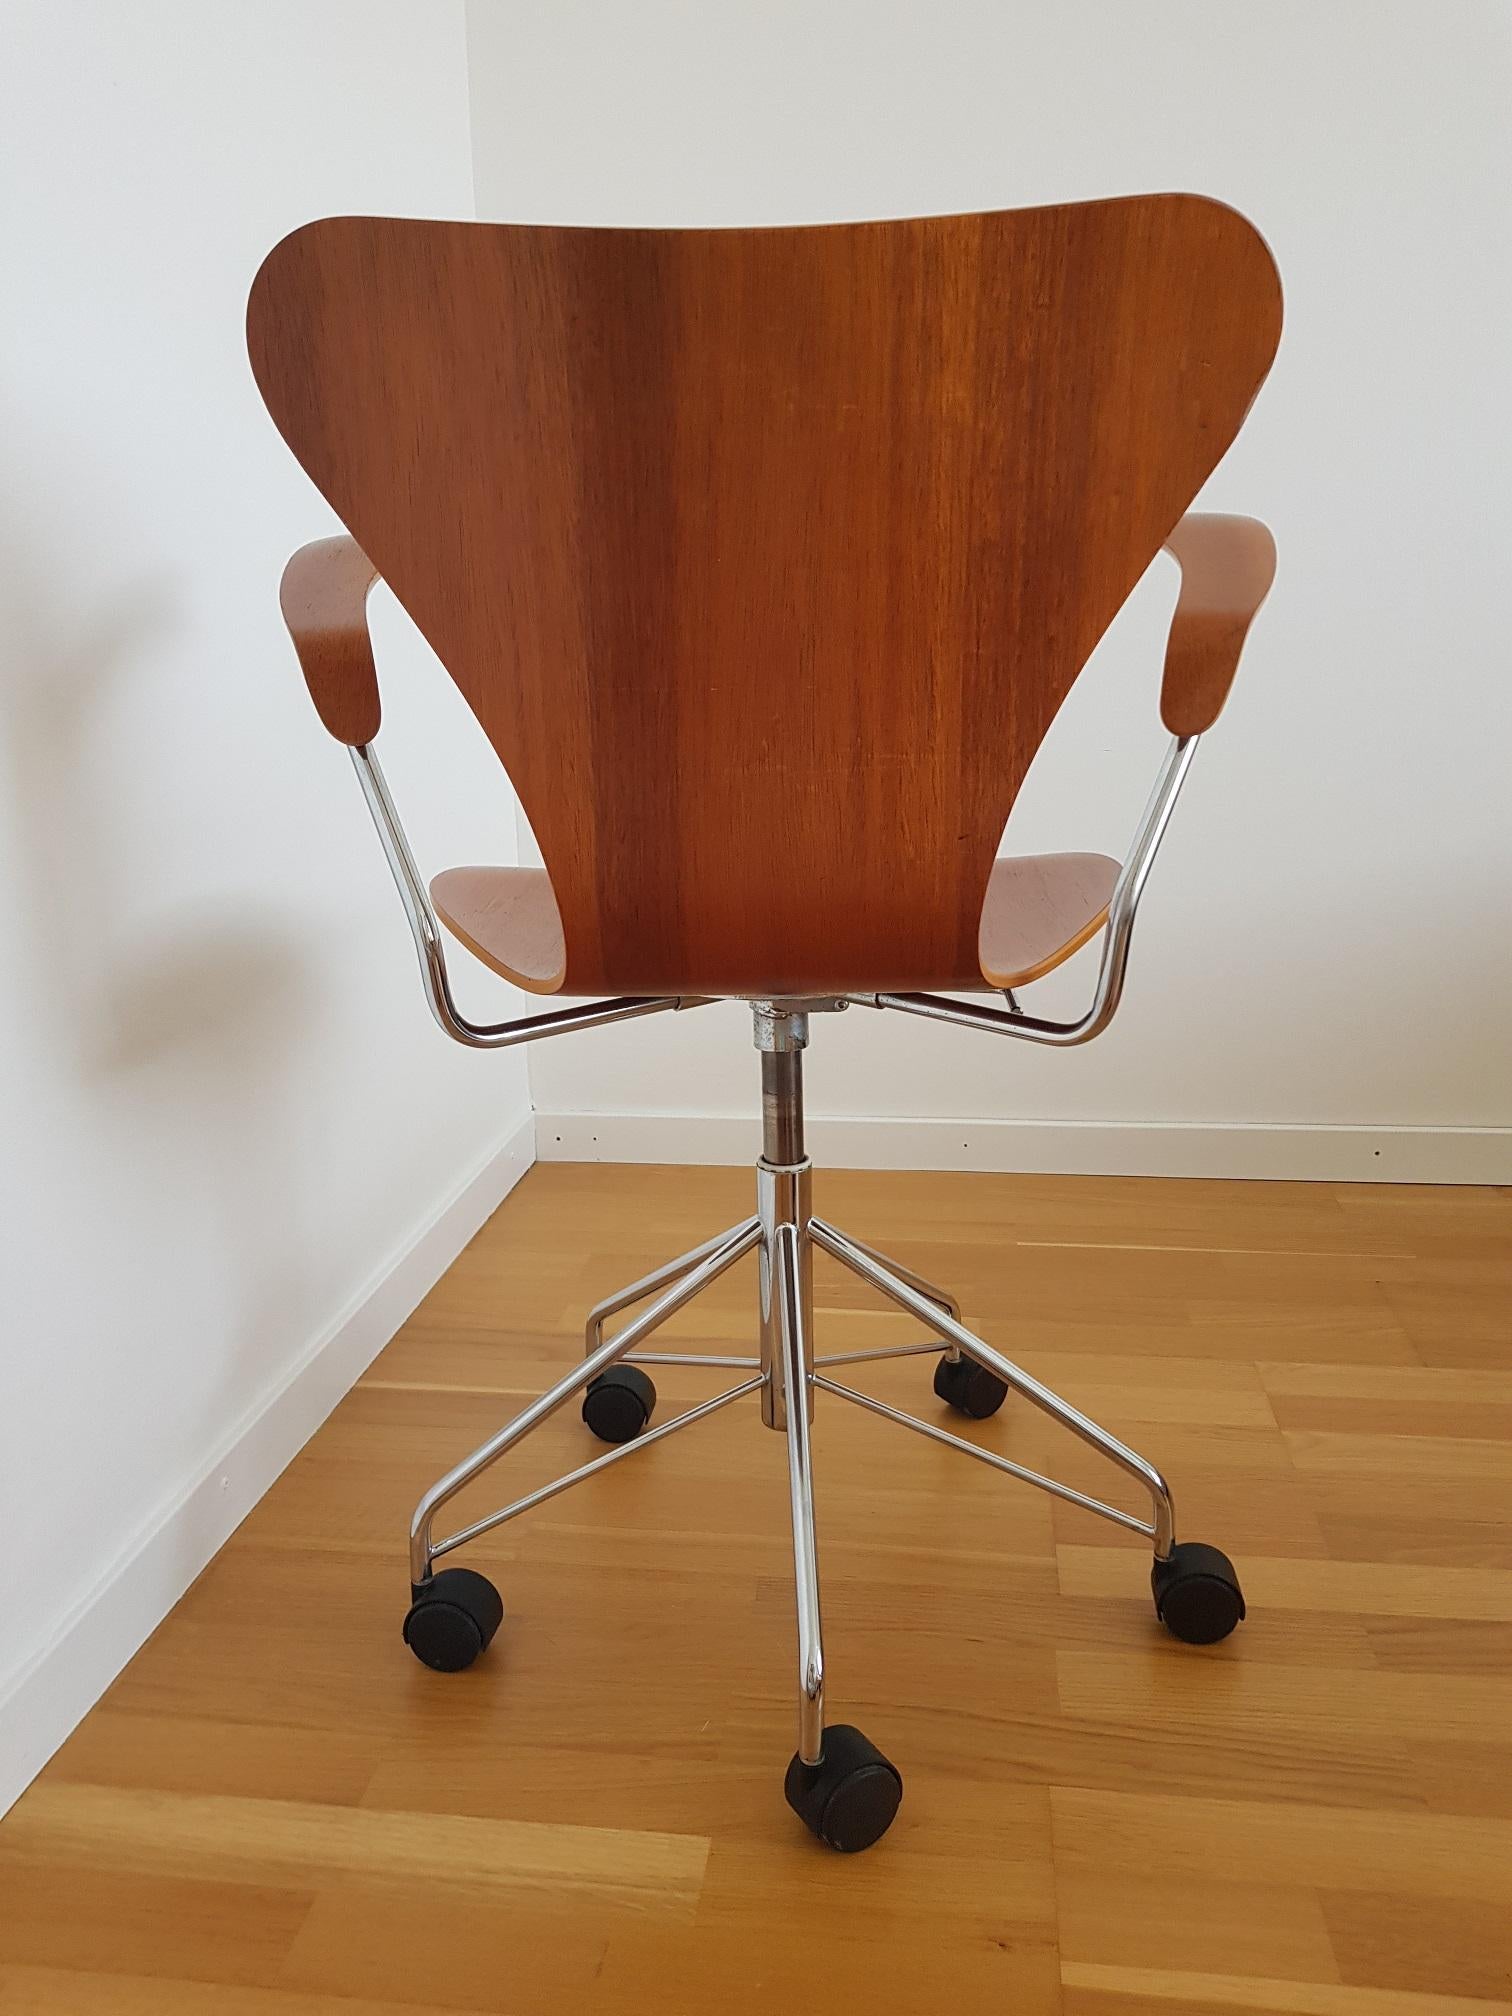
4;1162;1508;2012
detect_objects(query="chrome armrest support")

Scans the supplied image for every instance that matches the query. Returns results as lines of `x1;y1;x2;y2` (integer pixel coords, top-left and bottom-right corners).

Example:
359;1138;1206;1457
350;743;710;1049
854;733;1199;1047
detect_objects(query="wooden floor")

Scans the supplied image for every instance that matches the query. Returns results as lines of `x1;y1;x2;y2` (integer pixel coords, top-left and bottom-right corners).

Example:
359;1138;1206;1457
5;1164;1512;2014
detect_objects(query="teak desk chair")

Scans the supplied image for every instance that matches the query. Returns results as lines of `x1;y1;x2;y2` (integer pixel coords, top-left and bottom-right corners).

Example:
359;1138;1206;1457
249;197;1281;1852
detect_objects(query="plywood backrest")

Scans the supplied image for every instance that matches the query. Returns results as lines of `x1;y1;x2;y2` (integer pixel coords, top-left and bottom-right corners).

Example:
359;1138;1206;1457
248;200;1281;995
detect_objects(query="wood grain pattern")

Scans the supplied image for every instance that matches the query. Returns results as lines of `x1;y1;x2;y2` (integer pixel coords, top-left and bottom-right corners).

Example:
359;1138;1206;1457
432;848;1118;994
1161;513;1278;735
430;864;566;994
277;536;379;745
248;201;1281;995
978;850;1119;988
4;1162;1508;2012
3;1782;706;1917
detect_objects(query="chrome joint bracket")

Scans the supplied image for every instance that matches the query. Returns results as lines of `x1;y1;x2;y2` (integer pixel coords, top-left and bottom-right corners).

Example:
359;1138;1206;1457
751;1001;812;1052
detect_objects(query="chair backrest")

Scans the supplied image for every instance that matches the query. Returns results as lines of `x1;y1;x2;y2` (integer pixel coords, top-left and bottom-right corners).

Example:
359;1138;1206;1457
248;199;1281;996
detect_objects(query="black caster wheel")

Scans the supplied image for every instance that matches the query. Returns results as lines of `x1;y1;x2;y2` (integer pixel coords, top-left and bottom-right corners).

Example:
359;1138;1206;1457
784;1725;902;1852
1152;1542;1246;1645
402;1567;504;1672
933;1352;1009;1420
582;1364;656;1444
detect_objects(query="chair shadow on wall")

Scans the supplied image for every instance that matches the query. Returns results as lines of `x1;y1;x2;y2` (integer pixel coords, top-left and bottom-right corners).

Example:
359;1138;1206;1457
0;485;336;1595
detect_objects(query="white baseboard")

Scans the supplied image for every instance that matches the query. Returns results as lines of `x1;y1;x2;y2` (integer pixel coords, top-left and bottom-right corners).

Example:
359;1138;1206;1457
536;1109;1511;1185
0;1110;536;1819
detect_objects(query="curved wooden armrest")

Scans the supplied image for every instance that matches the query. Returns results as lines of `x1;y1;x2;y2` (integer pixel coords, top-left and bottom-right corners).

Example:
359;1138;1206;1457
1159;513;1276;735
279;535;381;745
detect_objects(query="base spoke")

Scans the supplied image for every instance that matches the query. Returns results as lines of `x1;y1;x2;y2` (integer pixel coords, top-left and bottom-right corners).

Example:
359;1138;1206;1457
432;1376;765;1561
813;1375;1157;1541
811;1218;1174;1554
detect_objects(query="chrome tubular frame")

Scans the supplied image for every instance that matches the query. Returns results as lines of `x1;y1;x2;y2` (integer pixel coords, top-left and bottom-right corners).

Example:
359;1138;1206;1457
810;1339;955;1369
397;726;1207;1740
810;1217;1175;1554
852;733;1198;1045
812;1377;1162;1542
409;1218;762;1584
776;1220;824;1765
351;742;711;1050
405;1004;1187;1766
754;1005;814;1432
431;1376;766;1562
809;1221;962;1366
584;1223;762;1371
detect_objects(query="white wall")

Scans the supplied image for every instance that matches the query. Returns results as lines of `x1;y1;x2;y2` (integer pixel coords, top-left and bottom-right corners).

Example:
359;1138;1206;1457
0;3;533;1808
468;0;1512;1182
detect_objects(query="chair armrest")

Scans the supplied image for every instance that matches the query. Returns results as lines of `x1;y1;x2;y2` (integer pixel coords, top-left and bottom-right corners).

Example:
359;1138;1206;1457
280;550;713;1045
1160;513;1276;735
279;535;381;745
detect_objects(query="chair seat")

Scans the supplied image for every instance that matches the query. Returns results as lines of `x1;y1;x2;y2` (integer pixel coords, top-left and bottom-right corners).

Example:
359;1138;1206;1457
431;851;1118;998
976;851;1118;990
